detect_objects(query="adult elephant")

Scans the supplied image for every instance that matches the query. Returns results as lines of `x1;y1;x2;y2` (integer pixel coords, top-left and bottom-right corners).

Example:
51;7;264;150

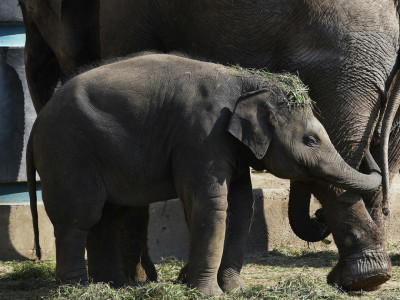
19;0;400;291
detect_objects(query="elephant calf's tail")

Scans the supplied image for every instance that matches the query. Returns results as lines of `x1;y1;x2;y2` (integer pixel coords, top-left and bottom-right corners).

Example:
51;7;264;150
27;133;41;260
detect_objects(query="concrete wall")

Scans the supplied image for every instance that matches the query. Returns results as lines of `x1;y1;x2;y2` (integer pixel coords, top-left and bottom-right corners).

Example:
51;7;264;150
0;47;36;182
0;0;23;23
1;174;399;262
0;0;35;182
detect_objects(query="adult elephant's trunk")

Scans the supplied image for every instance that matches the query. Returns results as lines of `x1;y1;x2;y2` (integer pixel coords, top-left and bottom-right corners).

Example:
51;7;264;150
380;69;400;215
288;181;330;242
289;151;381;242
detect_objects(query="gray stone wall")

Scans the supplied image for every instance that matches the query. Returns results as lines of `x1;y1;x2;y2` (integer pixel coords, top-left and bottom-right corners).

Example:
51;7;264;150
0;48;36;182
0;0;23;22
0;0;36;182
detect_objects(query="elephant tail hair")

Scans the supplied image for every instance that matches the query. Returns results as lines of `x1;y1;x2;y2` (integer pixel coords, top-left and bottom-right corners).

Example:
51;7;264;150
27;131;41;260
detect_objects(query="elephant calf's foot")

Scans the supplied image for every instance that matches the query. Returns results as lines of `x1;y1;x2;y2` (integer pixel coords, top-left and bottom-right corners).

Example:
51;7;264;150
179;265;224;296
56;269;88;285
131;260;157;283
188;279;223;296
140;254;158;282
217;268;245;292
177;264;188;283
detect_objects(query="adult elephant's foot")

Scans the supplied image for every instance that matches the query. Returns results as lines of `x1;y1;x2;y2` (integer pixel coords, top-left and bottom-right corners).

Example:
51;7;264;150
217;267;244;292
327;248;391;291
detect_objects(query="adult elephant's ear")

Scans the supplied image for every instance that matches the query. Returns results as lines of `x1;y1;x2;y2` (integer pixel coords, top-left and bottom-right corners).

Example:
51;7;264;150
48;0;63;20
227;89;276;159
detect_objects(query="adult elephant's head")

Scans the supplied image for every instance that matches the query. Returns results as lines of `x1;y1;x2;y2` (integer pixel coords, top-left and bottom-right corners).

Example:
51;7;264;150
227;80;390;290
285;65;400;290
289;67;400;247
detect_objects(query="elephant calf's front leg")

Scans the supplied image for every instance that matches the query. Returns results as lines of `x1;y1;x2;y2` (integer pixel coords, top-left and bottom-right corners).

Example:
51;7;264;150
218;169;253;292
184;195;228;296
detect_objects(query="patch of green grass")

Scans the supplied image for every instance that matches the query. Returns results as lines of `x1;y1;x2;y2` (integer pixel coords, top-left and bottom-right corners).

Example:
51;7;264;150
49;282;205;300
2;260;54;281
0;260;56;297
232;275;348;300
0;245;399;299
387;243;400;266
155;257;186;281
246;246;337;269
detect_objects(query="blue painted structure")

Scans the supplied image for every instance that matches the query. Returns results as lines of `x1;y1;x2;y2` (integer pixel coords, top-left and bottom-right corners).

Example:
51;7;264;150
1;19;38;204
0;24;25;47
0;183;42;203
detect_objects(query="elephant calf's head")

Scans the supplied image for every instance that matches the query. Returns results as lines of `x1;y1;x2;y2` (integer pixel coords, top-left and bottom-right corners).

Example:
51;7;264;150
228;76;381;193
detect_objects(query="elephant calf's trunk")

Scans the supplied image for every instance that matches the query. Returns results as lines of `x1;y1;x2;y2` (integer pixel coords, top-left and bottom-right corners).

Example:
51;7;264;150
318;150;381;194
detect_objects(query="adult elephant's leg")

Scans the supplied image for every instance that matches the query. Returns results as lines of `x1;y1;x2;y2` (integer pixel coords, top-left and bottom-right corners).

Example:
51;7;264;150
291;69;391;289
217;168;253;292
87;204;156;286
366;107;400;226
20;6;61;112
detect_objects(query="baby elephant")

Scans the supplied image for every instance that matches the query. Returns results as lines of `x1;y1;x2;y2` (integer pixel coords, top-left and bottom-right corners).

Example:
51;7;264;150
27;54;381;296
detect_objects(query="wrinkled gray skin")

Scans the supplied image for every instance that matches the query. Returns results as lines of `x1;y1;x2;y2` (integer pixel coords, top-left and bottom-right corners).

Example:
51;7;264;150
27;54;382;296
19;0;400;291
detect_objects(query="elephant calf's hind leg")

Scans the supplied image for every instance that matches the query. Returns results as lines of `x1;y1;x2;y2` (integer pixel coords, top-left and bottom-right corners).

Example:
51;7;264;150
54;226;89;283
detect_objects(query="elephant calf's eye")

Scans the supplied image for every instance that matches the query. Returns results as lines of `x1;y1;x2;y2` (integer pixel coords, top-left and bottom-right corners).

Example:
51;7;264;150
303;135;319;147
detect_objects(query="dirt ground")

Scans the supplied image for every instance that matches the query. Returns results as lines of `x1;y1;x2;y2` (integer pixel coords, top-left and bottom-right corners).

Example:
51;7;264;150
251;170;290;190
1;247;400;299
1;172;400;299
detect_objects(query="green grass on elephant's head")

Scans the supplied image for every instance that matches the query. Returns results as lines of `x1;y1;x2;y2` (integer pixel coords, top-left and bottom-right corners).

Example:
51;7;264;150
230;65;313;108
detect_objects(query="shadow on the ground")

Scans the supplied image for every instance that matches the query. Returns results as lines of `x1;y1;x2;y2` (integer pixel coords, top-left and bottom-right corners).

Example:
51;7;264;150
246;250;400;268
0;277;57;300
245;250;338;268
389;253;400;266
0;261;57;300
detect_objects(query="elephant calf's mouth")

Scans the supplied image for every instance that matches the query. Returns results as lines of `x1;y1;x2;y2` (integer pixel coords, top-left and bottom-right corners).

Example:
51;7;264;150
327;248;391;291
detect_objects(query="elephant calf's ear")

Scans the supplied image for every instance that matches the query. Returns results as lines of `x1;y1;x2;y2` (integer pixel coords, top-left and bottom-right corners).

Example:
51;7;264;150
227;90;274;159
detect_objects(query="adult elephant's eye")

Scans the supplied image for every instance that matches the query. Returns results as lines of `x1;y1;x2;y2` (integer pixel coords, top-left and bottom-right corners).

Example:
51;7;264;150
303;135;319;147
